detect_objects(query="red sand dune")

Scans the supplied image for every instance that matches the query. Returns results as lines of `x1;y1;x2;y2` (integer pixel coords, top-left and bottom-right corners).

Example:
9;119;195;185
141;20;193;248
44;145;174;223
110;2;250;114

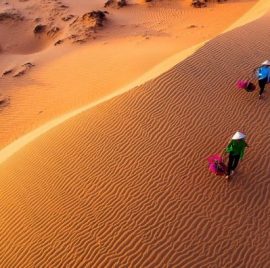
1;7;270;267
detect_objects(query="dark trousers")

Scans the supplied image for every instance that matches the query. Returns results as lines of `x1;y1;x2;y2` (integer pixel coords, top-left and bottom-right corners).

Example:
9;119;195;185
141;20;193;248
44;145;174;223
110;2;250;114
227;153;240;175
259;77;267;95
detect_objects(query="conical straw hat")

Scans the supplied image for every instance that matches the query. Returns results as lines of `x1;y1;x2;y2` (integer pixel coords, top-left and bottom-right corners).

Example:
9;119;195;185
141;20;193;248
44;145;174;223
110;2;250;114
232;131;246;140
261;60;270;66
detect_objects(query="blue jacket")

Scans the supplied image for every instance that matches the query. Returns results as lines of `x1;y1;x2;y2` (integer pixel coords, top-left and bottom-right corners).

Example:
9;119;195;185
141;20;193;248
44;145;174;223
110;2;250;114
256;66;270;80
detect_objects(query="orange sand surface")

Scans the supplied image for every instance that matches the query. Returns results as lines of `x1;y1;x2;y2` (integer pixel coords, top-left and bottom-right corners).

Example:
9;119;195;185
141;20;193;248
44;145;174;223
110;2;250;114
0;0;257;147
2;0;270;267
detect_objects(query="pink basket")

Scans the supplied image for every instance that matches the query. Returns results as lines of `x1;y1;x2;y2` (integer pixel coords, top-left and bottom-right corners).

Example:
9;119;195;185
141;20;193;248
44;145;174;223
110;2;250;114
236;80;249;90
207;154;227;176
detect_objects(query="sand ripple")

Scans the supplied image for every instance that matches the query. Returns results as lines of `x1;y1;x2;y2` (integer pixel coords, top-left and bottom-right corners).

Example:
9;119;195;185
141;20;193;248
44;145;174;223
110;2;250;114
1;10;270;268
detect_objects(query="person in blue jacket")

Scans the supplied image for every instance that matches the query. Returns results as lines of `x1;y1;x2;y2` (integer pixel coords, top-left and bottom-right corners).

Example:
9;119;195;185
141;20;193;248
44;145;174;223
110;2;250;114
255;60;270;99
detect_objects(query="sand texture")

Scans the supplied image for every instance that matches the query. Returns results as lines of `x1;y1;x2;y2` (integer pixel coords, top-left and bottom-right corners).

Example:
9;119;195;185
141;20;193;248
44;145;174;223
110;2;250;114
0;0;257;148
1;6;270;267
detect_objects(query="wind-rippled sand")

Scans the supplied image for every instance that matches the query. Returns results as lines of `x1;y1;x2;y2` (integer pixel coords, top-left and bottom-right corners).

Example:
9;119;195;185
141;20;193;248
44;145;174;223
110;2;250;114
1;5;270;266
0;5;270;267
0;0;257;148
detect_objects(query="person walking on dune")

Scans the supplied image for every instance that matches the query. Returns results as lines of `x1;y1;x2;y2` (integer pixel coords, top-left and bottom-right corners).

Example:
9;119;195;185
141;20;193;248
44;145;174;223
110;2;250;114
254;60;270;99
225;131;248;179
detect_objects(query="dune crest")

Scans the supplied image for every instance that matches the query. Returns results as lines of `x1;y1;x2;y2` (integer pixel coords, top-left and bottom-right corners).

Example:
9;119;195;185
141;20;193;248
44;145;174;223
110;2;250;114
0;0;264;164
0;0;257;148
0;41;205;165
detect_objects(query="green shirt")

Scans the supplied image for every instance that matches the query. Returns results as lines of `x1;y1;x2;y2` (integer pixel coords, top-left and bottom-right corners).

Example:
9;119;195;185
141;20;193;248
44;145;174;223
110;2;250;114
226;140;248;160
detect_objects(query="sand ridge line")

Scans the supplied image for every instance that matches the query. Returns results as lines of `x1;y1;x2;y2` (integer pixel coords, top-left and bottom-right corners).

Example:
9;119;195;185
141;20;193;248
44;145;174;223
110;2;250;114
0;41;206;165
224;0;270;33
0;0;267;165
0;0;259;148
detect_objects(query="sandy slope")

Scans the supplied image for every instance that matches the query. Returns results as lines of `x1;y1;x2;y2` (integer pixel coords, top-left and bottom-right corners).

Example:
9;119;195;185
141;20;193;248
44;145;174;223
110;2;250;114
0;0;257;148
1;3;270;267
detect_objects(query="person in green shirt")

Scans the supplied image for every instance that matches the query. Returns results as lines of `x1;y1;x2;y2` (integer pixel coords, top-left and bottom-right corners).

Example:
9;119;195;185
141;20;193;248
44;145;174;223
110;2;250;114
225;131;249;179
